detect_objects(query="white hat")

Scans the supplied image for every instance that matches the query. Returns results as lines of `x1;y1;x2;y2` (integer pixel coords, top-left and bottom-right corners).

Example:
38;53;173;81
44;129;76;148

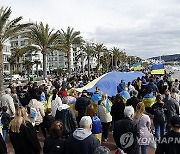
80;116;92;128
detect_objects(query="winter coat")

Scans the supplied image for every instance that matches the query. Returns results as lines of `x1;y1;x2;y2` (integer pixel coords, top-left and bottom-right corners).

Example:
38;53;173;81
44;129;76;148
134;114;151;143
126;96;140;111
97;100;112;123
0;133;7;154
67;128;100;154
55;104;78;136
50;95;62;117
43;136;66;154
29;99;45;125
151;102;168;123
0;94;15;117
163;97;179;124
155;130;180;154
110;101;125;122
75;95;91;121
113;117;139;154
145;82;158;95
9;121;41;154
18;90;31;107
43;114;54;131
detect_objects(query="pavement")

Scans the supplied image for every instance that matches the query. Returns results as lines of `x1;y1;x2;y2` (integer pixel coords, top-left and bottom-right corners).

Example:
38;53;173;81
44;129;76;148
6;131;155;154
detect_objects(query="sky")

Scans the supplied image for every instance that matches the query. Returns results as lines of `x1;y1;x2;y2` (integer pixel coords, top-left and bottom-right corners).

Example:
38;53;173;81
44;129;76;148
1;0;180;59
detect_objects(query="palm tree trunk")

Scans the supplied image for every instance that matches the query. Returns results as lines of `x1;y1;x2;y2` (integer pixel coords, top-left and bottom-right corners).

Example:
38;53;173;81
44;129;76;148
43;52;47;79
10;64;13;80
67;47;71;73
98;53;100;67
88;55;90;77
0;44;3;94
36;63;38;77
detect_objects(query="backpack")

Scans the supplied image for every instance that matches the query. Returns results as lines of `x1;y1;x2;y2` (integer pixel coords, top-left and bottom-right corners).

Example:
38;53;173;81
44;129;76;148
154;105;166;123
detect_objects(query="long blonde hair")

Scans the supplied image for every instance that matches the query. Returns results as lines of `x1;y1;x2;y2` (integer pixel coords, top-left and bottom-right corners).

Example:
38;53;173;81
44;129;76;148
9;107;29;133
134;102;145;119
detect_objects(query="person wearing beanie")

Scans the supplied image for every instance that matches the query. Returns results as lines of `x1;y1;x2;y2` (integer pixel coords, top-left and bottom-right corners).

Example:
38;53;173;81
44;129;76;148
155;115;180;154
67;116;100;154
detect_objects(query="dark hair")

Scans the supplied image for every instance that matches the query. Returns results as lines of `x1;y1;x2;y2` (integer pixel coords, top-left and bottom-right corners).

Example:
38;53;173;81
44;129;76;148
2;106;7;112
46;108;52;114
50;121;64;138
85;104;96;118
52;89;58;100
115;94;123;103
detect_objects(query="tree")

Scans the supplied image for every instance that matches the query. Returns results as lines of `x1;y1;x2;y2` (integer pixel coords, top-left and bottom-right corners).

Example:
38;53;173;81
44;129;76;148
0;7;31;93
59;27;84;73
81;43;95;76
23;59;34;81
111;47;121;68
26;22;60;79
11;47;26;71
94;43;107;67
34;59;41;77
7;55;16;79
100;51;111;72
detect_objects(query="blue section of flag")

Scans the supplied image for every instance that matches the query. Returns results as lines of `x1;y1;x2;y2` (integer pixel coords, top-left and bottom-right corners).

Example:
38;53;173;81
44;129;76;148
151;64;164;70
87;72;144;97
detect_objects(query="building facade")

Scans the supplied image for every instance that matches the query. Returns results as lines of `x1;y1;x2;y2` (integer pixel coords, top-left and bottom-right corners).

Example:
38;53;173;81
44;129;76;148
3;41;11;74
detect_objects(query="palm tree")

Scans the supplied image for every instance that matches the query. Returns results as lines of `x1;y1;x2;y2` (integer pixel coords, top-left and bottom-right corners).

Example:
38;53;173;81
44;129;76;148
100;51;111;72
94;43;107;67
81;43;95;76
34;59;41;77
7;55;16;79
0;7;31;93
59;27;84;73
12;47;26;71
23;59;34;81
111;47;121;68
26;22;60;79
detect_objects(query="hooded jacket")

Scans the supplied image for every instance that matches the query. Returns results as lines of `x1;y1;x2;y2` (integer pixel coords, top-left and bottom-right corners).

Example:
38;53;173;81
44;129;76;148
55;104;77;136
67;128;100;154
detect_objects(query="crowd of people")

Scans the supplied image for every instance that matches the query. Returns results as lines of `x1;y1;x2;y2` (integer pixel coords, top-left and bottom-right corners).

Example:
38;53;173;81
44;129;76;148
0;72;179;154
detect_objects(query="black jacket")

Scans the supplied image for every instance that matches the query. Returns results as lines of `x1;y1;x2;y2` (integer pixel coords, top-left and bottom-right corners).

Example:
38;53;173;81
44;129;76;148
55;107;78;136
155;130;180;154
18;90;31;107
126;97;140;111
43;114;54;131
43;136;66;154
9;121;41;154
110;101;125;122
151;102;168;123
113;117;139;154
75;95;90;120
67;131;100;154
163;97;179;123
0;133;7;154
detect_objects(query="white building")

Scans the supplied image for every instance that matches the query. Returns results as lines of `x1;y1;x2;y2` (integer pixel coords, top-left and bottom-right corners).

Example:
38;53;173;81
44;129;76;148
3;41;11;74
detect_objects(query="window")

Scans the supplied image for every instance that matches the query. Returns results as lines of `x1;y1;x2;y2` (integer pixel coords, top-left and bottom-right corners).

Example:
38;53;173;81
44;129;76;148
21;41;25;46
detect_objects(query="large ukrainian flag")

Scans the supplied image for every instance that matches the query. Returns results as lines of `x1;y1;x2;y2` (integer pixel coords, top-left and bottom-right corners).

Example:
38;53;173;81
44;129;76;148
130;62;143;71
151;64;165;74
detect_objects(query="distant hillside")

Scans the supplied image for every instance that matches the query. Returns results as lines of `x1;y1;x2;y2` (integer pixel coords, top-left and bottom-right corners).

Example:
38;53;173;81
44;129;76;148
149;54;180;62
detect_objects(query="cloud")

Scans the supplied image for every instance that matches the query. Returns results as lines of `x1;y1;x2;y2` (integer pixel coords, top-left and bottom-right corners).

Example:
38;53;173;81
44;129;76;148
1;0;180;58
